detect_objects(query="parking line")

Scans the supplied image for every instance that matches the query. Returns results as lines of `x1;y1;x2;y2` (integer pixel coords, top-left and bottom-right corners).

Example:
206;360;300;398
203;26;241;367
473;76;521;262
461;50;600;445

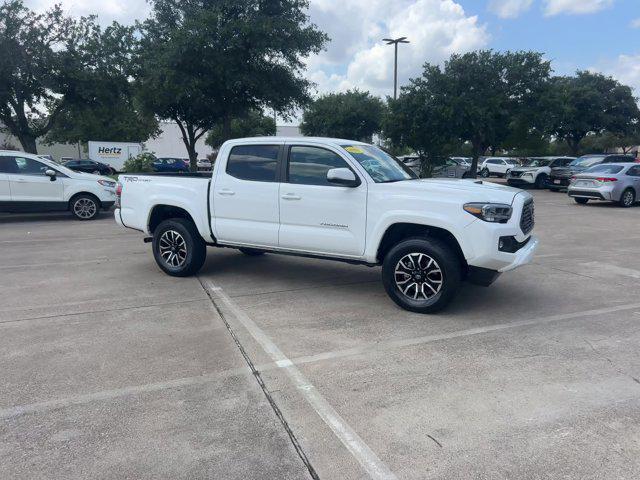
200;277;398;480
579;262;640;280
0;368;248;420
270;302;640;370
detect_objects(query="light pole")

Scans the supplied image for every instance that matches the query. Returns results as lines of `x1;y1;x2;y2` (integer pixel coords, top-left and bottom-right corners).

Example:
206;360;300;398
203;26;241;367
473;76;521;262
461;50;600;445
383;37;409;100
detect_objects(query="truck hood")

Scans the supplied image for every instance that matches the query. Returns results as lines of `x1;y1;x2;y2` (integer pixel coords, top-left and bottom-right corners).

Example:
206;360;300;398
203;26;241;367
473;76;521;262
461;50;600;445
389;178;522;204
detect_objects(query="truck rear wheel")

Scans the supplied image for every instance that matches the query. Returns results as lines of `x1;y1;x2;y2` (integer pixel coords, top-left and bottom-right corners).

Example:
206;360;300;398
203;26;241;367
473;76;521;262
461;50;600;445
382;237;461;314
152;218;206;277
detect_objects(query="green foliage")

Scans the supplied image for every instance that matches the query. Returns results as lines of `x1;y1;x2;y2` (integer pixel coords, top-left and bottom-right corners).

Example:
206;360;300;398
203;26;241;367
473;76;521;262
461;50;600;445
45;23;159;145
205;110;276;148
123;152;156;173
545;72;640;155
385;50;552;176
0;1;76;152
301;90;386;141
137;0;327;170
0;1;148;153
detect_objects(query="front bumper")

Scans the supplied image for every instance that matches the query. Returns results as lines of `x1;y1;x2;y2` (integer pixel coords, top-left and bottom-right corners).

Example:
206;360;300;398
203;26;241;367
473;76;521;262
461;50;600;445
507;176;535;186
463;192;538;273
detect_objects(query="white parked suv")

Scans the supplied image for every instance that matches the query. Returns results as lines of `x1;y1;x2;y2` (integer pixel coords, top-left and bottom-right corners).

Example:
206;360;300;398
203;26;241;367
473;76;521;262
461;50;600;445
115;137;538;313
479;157;518;178
507;156;575;189
0;151;116;220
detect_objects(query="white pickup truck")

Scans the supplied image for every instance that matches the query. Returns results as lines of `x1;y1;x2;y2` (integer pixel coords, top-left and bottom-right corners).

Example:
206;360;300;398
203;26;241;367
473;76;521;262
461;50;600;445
115;137;538;313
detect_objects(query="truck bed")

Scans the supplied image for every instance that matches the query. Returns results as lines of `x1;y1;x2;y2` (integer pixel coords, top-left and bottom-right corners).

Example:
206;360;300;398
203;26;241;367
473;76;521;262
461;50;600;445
117;173;212;240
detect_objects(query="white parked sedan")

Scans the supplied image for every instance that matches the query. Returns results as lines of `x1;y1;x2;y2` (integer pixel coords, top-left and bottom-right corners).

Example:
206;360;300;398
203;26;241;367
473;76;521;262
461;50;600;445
479;157;518;178
0;151;116;220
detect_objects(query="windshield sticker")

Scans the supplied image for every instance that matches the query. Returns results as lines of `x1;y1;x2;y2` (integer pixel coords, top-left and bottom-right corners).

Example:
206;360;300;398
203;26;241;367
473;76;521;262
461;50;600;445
345;146;364;154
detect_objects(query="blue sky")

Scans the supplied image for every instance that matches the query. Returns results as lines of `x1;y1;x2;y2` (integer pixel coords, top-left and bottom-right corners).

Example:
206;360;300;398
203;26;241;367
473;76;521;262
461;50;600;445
27;0;640;96
462;0;639;76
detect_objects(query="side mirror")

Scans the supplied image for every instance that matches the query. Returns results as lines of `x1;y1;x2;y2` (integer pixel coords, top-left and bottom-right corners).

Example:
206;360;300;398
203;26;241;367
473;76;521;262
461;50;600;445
327;168;360;187
45;169;57;181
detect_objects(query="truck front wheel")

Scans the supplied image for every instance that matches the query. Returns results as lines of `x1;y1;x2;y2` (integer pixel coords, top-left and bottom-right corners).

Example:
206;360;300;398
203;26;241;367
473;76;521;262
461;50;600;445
152;218;206;277
382;237;462;314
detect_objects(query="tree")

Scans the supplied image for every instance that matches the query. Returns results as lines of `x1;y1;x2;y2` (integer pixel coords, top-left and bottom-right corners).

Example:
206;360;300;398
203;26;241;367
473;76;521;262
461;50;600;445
137;0;327;171
0;1;75;152
387;50;551;177
300;90;385;141
205;110;276;148
46;23;159;145
546;71;640;155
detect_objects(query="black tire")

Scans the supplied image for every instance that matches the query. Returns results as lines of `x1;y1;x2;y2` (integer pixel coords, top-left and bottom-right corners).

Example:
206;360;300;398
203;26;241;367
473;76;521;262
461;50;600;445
574;198;589;205
152;218;206;277
619;188;635;208
481;168;490;178
70;193;100;220
535;173;548;189
239;247;265;256
382;237;462;314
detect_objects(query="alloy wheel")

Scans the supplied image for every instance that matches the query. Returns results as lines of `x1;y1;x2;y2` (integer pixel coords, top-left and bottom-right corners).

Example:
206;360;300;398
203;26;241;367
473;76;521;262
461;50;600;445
394;253;443;300
622;190;634;207
159;230;188;268
73;198;97;219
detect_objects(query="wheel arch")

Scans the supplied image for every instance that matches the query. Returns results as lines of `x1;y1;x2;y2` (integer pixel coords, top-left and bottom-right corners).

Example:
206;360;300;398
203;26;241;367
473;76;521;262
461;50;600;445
375;223;468;268
148;204;197;235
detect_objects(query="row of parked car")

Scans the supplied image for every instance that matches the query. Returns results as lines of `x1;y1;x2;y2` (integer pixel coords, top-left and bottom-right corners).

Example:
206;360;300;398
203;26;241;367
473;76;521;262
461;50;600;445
59;157;213;175
399;153;640;208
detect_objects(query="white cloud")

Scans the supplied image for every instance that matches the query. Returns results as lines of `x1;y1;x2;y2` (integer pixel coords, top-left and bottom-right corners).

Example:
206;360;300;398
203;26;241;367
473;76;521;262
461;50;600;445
593;53;640;94
307;0;489;96
488;0;533;19
631;18;640;28
543;0;614;16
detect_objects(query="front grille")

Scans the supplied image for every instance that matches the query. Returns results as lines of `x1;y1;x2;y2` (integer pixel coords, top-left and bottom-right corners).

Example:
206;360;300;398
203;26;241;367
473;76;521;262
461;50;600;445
510;171;523;177
520;199;535;235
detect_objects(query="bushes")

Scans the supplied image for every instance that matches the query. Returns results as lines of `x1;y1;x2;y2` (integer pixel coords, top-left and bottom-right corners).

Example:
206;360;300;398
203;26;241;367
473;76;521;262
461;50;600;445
123;152;155;173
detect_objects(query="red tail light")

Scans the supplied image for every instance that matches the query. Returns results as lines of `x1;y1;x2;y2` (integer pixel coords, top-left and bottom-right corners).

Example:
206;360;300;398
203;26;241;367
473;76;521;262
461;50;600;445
595;177;617;182
115;182;123;208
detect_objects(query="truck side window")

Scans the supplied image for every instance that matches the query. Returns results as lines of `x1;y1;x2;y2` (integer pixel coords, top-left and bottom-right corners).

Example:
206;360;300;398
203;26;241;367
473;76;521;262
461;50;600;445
226;145;279;182
288;146;350;186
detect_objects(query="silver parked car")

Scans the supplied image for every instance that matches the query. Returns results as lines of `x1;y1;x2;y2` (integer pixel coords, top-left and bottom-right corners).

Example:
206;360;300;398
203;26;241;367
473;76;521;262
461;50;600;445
568;163;640;207
433;157;472;178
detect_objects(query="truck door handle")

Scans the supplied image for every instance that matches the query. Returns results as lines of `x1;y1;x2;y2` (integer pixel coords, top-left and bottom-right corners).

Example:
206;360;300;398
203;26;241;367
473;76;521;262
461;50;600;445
281;193;301;200
218;189;235;196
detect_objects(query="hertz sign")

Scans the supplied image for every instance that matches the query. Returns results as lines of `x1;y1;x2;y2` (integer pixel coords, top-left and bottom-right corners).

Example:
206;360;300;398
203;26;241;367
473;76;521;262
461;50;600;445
97;147;122;157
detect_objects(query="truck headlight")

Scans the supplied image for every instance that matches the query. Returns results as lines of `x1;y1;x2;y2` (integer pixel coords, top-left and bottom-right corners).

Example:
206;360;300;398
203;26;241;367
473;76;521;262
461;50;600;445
463;203;512;223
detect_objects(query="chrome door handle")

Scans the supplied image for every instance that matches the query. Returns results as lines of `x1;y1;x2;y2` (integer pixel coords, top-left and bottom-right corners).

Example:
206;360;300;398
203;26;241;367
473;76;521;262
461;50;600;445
218;189;235;196
281;193;301;200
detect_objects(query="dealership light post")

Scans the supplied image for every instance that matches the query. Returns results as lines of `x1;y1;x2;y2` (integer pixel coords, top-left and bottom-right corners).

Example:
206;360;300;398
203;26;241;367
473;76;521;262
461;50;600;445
383;37;410;100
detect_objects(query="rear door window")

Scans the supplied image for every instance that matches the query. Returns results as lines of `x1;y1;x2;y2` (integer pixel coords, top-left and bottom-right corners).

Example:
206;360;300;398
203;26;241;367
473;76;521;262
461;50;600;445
226;145;280;182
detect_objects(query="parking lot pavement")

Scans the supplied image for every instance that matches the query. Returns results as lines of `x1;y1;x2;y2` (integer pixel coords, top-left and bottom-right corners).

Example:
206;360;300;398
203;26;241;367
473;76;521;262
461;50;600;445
1;189;640;479
0;214;310;479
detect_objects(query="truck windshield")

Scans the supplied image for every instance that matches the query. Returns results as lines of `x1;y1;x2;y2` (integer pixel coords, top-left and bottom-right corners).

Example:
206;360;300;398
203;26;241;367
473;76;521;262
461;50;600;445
341;145;416;183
